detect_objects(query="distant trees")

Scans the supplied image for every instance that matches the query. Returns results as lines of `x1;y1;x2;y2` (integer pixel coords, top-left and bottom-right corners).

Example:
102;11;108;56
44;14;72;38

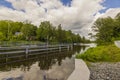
92;12;120;45
0;20;89;43
21;22;37;40
0;32;5;41
0;20;37;41
36;21;86;43
56;24;63;43
37;21;56;42
0;20;10;40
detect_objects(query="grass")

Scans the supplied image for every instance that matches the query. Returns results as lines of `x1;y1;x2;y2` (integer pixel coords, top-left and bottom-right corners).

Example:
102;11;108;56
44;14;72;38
76;44;120;62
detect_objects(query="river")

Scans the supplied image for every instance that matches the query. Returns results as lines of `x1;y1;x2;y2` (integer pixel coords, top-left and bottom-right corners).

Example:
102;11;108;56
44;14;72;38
0;44;94;80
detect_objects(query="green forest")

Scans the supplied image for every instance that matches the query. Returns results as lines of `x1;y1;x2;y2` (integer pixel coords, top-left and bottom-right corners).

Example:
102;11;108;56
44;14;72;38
0;20;90;43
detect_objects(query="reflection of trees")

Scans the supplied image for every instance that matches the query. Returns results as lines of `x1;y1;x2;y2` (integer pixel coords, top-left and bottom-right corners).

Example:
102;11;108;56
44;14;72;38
73;45;87;54
82;46;86;51
0;50;75;71
73;46;82;53
57;56;62;66
38;55;54;70
0;53;40;71
0;56;35;72
38;51;74;70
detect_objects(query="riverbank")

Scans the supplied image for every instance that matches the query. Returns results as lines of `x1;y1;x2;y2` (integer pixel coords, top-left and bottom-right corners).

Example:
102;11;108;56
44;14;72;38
76;44;120;62
76;44;120;80
88;62;120;80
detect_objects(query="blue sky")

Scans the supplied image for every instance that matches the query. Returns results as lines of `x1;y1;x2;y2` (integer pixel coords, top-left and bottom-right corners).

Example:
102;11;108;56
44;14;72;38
103;0;120;8
0;0;120;13
100;0;120;13
0;0;12;8
61;0;120;13
60;0;120;9
0;0;72;8
62;0;120;13
61;0;72;6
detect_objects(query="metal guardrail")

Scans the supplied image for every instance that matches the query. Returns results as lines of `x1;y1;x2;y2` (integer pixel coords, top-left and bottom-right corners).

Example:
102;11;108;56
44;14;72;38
0;44;73;54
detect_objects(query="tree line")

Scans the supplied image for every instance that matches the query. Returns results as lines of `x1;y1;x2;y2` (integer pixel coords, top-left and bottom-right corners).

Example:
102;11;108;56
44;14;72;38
92;12;120;45
0;20;90;43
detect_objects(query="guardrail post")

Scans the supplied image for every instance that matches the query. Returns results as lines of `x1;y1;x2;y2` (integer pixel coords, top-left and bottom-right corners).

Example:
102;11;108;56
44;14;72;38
71;44;73;50
67;45;70;51
25;47;29;54
46;44;49;51
59;46;61;52
6;54;8;63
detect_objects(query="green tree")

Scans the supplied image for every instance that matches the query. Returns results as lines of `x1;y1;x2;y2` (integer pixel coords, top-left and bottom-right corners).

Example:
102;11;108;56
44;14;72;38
0;20;83;43
0;32;5;41
56;24;63;43
92;12;120;45
66;30;73;43
92;17;115;45
37;21;55;43
21;23;37;40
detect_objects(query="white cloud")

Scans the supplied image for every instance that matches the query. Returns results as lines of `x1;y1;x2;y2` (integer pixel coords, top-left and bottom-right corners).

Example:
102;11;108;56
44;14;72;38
93;8;120;30
1;0;118;38
0;6;26;21
98;8;120;18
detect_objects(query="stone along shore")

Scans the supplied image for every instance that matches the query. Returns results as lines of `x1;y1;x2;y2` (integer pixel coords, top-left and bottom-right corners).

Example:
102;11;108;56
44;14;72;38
88;62;120;80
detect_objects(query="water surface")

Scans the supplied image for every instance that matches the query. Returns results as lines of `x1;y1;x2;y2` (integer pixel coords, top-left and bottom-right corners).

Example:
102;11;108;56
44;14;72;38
0;45;90;80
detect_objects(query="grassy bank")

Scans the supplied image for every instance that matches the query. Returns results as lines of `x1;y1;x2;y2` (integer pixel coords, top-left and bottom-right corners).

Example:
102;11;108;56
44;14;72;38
76;44;120;62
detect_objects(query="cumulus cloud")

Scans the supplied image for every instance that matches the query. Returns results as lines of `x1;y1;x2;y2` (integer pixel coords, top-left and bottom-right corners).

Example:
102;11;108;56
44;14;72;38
97;8;120;18
0;6;26;21
1;0;119;38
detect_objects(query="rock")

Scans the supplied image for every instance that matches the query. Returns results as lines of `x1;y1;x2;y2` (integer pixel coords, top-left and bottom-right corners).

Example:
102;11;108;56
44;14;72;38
89;62;120;80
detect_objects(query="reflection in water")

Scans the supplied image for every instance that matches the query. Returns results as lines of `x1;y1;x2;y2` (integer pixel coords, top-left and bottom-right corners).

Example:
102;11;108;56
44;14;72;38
0;51;73;71
73;45;89;55
0;45;90;80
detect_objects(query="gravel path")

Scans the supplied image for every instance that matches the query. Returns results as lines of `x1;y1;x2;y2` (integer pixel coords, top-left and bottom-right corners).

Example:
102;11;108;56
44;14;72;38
88;62;120;80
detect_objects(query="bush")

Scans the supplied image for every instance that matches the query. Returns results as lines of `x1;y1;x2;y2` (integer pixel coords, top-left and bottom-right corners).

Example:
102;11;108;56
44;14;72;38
76;44;120;62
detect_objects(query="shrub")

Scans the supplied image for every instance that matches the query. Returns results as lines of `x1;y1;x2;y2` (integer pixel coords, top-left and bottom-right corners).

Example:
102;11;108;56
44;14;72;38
76;44;120;62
